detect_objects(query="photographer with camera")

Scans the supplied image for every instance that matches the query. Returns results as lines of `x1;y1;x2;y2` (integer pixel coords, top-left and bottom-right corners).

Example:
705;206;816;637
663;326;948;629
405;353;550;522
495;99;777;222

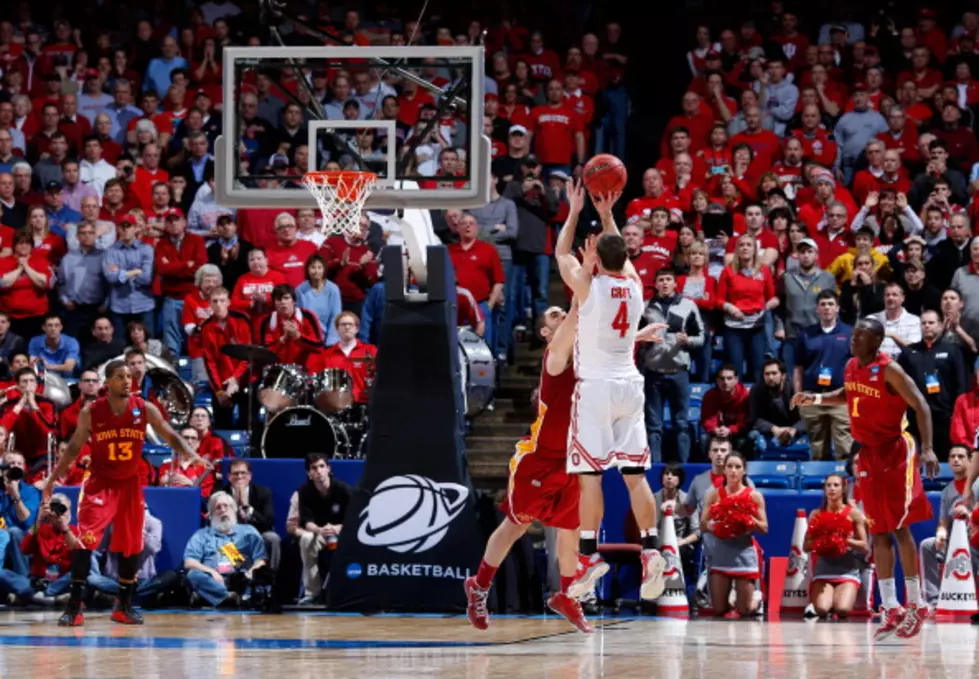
0;493;96;604
0;450;39;576
183;491;268;607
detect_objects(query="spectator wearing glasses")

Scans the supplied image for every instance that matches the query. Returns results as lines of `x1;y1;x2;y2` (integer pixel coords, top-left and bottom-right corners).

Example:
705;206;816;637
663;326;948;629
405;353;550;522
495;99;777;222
223;459;280;572
157;426;215;499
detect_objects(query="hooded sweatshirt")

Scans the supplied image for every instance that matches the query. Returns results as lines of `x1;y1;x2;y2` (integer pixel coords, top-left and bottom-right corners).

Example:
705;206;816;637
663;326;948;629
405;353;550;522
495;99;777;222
700;382;751;435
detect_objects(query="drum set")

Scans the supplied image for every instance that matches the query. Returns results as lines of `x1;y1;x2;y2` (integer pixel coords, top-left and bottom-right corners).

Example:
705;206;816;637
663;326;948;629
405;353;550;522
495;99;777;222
220;345;374;460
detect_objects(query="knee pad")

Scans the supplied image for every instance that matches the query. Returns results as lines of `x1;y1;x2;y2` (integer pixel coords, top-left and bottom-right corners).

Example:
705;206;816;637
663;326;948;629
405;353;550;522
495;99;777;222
620;466;646;476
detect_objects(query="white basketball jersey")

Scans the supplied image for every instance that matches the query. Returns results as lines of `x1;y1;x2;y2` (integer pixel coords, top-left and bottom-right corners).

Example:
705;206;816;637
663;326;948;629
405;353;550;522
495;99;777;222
574;274;644;380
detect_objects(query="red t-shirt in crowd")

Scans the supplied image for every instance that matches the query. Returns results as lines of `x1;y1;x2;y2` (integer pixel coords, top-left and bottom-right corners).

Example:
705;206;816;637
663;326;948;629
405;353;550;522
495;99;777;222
528;103;583;165
0;254;52;318
266;240;318;289
716;265;776;315
447;240;506;303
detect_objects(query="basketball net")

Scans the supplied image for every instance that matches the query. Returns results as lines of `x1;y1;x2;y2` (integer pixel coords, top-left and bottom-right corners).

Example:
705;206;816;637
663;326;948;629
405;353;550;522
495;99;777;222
302;171;377;238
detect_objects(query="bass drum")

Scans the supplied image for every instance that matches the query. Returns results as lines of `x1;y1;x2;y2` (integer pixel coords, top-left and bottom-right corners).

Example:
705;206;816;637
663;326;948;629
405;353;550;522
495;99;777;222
261;406;349;459
457;328;495;417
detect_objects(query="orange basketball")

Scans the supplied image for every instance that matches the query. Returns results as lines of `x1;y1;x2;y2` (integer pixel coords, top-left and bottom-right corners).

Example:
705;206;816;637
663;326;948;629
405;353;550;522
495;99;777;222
582;154;627;195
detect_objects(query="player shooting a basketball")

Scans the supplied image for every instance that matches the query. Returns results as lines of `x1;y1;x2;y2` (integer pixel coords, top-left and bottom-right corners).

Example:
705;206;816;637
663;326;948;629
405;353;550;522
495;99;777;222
554;179;668;602
43;360;212;627
792;317;938;641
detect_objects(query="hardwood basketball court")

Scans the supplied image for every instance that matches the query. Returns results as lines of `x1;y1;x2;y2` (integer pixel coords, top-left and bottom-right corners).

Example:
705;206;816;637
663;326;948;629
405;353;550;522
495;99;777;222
0;611;973;678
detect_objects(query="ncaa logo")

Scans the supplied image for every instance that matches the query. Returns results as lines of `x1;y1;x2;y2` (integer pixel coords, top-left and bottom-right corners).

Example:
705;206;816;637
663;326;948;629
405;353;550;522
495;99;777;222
346;563;363;579
357;475;468;554
945;549;972;581
787;546;808;578
661;544;680;578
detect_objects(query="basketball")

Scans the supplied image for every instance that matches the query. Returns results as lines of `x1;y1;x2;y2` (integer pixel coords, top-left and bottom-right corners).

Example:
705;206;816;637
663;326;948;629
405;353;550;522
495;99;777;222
582;154;627;194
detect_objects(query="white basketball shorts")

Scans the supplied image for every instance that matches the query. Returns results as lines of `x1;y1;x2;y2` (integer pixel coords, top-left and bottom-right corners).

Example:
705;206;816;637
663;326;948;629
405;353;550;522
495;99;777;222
567;376;650;474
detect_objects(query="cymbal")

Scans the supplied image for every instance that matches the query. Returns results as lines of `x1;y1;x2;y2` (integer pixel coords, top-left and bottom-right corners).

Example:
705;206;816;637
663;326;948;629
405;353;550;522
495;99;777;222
221;344;279;365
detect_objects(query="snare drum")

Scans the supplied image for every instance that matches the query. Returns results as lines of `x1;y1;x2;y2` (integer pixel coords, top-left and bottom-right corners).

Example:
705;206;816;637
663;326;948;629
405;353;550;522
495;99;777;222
308;368;354;413
261;406;350;459
258;364;306;413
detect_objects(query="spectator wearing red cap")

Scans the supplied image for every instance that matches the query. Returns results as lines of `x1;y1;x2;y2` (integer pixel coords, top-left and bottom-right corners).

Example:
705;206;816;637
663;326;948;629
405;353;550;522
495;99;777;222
155;207;206;356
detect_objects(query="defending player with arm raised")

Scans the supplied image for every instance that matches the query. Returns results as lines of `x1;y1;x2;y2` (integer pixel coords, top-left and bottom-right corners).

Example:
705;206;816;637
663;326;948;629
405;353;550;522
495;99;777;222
464;299;597;633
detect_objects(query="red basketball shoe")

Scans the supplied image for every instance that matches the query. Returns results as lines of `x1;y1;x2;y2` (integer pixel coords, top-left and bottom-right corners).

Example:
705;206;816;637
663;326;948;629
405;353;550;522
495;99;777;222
640;549;667;600
111;602;144;625
547;592;594;633
464;576;490;630
895;604;926;639
566;553;609;600
58;601;84;627
874;607;906;642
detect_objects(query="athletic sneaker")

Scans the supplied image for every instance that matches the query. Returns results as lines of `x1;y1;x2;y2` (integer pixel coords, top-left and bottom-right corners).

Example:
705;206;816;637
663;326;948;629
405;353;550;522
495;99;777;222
110;602;144;625
639;549;667;600
567;553;609;600
464;576;490;630
547;592;593;633
58;601;84;627
895;604;926;639
874;607;906;642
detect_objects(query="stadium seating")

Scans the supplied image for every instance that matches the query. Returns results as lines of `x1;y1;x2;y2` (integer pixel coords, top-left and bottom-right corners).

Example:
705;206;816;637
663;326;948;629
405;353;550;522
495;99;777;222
746;461;798;489
798;461;849;490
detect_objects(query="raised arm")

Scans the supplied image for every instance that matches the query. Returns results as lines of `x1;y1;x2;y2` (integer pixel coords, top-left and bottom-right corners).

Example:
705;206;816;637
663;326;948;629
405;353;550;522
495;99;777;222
144;401;213;469
591;190;641;285
544;302;579;376
884;361;937;478
554;179;592;301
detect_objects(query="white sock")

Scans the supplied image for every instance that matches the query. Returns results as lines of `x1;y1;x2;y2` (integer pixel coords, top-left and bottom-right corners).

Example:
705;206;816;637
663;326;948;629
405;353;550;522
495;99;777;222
879;578;899;610
905;577;922;607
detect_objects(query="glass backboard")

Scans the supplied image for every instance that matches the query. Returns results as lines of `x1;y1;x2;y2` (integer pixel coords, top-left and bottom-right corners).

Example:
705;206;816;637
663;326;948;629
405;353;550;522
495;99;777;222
214;45;490;210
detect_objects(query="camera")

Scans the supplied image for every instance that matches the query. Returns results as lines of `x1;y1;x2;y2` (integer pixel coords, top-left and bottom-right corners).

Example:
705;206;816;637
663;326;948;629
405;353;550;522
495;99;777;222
0;463;24;482
49;500;68;516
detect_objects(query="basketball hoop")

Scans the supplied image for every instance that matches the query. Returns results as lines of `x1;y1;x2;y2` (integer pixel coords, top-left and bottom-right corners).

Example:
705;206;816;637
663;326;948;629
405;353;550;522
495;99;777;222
302;170;377;237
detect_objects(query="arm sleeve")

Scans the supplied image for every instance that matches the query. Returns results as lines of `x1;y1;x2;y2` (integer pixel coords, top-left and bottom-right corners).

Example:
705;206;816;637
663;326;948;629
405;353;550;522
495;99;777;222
183;530;205;563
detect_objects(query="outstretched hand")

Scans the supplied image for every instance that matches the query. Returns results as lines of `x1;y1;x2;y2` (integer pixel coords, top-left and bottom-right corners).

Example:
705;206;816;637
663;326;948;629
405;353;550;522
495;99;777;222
567;178;587;214
790;392;817;409
635;322;668;343
591;190;623;216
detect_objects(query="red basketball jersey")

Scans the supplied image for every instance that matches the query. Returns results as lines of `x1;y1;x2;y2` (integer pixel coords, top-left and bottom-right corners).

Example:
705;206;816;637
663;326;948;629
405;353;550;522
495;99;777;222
88;395;148;481
843;353;908;448
525;349;575;459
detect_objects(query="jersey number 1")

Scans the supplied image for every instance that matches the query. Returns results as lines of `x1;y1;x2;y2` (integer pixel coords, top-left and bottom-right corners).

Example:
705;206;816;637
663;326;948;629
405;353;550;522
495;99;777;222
108;442;133;462
850;397;859;418
611;301;630;338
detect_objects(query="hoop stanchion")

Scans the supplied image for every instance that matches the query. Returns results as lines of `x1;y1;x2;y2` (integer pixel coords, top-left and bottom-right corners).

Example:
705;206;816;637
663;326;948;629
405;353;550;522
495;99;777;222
302;170;377;237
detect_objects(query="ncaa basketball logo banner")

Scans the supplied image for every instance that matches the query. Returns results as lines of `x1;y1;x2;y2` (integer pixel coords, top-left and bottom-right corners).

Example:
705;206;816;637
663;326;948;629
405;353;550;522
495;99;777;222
327;472;483;612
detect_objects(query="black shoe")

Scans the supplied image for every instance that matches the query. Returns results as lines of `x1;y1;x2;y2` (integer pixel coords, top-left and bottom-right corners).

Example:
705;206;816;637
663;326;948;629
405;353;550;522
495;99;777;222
58;601;84;627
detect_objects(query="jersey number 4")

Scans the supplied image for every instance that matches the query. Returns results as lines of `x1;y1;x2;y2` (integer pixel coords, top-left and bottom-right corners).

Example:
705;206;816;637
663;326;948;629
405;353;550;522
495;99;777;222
107;441;133;462
611;301;630;338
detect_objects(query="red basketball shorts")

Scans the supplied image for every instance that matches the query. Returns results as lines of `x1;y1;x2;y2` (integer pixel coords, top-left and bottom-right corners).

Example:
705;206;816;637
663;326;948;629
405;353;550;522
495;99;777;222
858;433;933;535
499;442;579;530
77;475;145;556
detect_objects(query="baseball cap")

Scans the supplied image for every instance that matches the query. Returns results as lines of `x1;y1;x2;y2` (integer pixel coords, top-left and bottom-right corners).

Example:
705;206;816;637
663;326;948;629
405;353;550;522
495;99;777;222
509;124;529;136
164;207;185;220
118;215;136;227
195;88;211;98
797;238;819;250
44;180;62;192
549;170;571;181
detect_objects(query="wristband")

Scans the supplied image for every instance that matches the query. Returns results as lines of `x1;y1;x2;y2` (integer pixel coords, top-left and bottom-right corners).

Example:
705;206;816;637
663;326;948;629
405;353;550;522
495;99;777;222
813;394;823;405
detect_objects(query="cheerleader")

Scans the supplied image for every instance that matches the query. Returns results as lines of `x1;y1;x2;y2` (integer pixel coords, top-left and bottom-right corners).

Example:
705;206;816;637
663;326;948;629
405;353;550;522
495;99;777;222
804;473;869;619
701;452;768;616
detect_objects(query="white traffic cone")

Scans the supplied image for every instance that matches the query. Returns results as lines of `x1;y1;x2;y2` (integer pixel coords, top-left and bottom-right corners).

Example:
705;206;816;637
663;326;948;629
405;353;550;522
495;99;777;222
936;518;978;620
655;506;690;617
781;509;811;615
